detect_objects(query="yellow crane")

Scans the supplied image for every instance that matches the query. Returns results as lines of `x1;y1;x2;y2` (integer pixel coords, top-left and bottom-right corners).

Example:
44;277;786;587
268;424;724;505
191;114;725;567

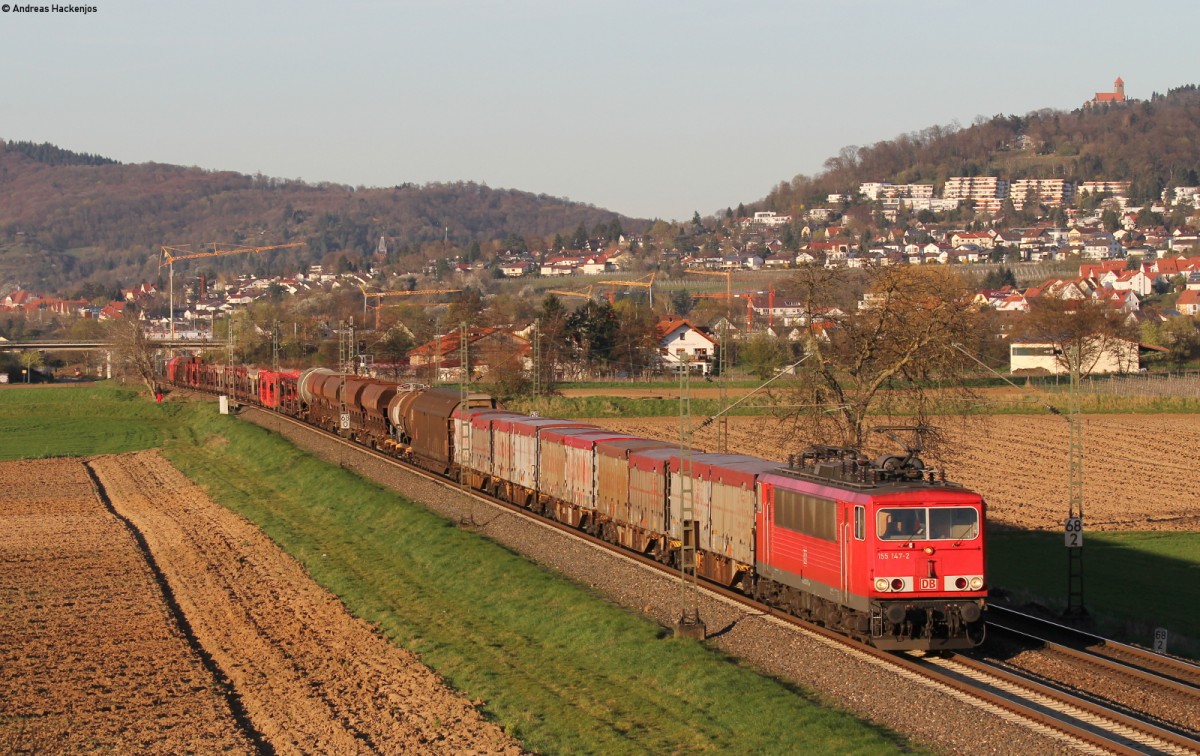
360;287;462;329
689;269;733;303
159;242;305;338
546;285;596;302
601;272;656;306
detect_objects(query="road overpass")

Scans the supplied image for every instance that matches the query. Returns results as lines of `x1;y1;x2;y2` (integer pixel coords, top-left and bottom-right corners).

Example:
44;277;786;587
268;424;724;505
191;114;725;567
0;339;228;352
0;339;227;380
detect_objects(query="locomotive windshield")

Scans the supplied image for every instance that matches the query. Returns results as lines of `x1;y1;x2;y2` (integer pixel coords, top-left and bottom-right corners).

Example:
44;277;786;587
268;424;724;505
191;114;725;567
877;507;979;541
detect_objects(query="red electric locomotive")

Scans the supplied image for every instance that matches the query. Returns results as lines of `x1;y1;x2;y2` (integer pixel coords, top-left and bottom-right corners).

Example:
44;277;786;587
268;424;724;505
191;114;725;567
753;444;986;650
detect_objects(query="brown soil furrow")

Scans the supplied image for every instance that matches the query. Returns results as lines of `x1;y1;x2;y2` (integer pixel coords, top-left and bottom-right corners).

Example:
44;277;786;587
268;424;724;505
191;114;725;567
87;450;518;755
0;458;256;754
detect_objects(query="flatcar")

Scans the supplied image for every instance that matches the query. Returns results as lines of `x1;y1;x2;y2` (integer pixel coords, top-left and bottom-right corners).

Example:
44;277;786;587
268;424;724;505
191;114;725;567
162;357;985;650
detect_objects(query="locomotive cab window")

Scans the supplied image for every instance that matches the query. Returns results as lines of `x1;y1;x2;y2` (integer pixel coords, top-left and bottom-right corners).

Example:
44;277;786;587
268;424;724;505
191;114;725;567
854;506;865;541
929;507;979;540
877;507;979;541
878;508;925;540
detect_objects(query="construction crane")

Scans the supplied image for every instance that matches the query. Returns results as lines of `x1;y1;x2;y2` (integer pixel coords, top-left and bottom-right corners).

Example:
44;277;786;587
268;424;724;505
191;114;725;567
546;285;596;301
600;272;656;306
689;269;733;304
159;242;305;338
360;287;462;330
741;287;778;330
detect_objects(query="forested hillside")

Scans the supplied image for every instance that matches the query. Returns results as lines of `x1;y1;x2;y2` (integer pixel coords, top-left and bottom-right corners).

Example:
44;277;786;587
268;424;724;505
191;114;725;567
0;140;641;293
760;84;1200;213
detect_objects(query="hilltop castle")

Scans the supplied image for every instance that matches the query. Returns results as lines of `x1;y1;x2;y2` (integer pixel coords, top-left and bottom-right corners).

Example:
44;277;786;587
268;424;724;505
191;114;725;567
1085;77;1126;108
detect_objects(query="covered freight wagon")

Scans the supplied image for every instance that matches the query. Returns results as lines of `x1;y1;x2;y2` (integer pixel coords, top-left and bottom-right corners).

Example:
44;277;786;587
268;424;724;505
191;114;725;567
455;408;525;491
626;447;687;560
537;427;629;527
594;438;676;551
491;417;594;506
669;454;776;586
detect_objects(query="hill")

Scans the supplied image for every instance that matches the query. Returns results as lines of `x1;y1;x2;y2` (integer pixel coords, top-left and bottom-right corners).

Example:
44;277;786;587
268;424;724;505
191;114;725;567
759;83;1200;213
0;140;644;294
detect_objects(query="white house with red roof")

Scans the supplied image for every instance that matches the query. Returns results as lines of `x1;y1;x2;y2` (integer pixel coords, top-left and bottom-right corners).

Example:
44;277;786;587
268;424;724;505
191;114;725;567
97;301;130;320
580;254;613;275
655;316;717;374
123;282;158;302
1104;269;1153;296
540;254;584;276
1097;287;1140;313
1079;260;1126;279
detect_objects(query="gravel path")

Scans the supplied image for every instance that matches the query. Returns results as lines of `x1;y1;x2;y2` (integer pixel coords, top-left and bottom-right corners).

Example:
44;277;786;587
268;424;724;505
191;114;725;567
244;407;1081;754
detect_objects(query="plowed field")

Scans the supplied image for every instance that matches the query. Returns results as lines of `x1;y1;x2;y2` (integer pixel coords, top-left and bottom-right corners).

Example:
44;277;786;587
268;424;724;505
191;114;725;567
588;414;1200;532
0;452;517;754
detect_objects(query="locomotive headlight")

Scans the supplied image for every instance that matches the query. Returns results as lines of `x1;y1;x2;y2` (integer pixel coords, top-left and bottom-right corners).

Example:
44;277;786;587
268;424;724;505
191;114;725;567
890;578;905;591
969;576;984;590
875;578;890;592
954;577;968;590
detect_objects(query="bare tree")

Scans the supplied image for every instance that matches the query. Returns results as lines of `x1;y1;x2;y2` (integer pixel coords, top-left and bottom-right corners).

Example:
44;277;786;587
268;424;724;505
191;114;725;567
108;314;158;392
782;265;986;455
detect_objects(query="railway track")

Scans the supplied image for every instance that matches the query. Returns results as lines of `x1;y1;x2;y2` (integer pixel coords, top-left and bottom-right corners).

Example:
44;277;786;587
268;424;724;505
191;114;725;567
987;604;1200;692
238;403;1200;755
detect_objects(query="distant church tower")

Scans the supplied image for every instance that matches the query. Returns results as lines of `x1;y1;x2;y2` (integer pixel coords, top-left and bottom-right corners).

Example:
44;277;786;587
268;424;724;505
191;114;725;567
1086;76;1127;108
376;235;388;259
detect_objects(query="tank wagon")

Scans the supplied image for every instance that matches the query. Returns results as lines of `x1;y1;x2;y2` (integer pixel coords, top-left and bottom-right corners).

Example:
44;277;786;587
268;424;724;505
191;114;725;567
164;357;986;650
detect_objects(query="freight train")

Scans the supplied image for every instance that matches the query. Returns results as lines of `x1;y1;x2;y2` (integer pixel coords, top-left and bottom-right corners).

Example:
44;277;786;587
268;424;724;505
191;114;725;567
163;356;987;651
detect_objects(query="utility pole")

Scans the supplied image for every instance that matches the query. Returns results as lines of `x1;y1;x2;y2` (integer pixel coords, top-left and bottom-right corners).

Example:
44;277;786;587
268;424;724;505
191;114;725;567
674;357;705;639
226;314;235;368
459;321;477;526
532;318;541;407
715;321;729;453
1064;352;1087;620
271;321;280;372
337;318;354;438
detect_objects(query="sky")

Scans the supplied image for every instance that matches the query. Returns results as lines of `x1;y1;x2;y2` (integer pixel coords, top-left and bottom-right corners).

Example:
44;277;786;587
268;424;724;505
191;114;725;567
2;0;1198;222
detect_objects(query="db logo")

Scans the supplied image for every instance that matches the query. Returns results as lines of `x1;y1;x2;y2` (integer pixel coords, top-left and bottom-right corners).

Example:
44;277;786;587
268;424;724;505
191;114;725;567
919;578;938;591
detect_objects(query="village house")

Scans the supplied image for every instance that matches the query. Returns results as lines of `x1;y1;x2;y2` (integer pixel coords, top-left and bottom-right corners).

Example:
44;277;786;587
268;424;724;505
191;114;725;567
655;316;717;374
1101;269;1153;297
1081;234;1122;260
580;254;613;276
1176;289;1200;316
739;211;791;228
408;327;531;382
498;259;535;277
1009;336;1140;376
540;254;585;276
950;231;995;250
